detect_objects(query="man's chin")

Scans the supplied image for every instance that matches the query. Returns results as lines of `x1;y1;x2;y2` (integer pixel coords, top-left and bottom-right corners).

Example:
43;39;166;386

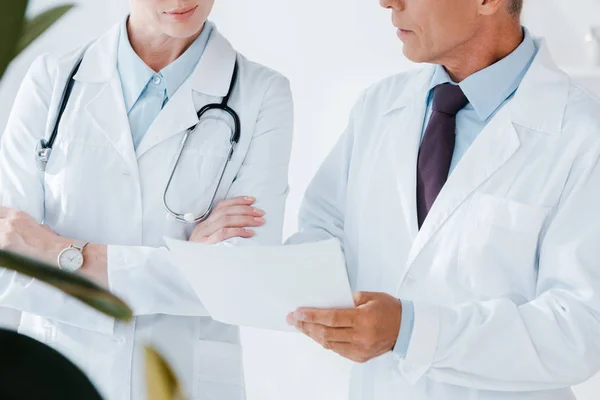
401;46;428;64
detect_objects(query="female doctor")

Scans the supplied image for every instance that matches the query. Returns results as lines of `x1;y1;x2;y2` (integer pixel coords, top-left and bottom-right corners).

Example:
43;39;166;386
0;0;293;399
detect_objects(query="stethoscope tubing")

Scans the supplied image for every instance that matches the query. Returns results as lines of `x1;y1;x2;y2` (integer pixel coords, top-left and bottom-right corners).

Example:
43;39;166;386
36;47;241;225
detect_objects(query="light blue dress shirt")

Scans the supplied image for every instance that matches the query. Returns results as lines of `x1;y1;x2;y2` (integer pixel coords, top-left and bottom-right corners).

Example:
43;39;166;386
117;20;213;149
394;28;538;358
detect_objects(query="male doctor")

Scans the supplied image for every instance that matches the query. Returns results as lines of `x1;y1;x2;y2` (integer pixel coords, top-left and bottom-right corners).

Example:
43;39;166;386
287;0;600;399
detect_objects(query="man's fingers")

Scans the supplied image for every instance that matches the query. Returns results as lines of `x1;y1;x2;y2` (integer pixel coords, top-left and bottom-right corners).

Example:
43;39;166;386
207;228;255;244
292;308;356;327
295;321;355;344
353;291;375;306
212;196;255;211
328;342;369;363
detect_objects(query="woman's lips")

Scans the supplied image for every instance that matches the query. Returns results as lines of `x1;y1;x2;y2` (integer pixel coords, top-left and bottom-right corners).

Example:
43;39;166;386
164;5;198;22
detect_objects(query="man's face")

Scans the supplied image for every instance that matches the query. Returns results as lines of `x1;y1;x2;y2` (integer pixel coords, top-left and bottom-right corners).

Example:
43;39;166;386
380;0;482;64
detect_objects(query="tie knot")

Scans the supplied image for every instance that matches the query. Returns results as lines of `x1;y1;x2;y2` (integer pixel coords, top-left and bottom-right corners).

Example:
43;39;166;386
432;83;469;116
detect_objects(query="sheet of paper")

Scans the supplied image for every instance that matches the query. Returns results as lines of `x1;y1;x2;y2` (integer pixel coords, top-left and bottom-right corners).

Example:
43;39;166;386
165;238;355;332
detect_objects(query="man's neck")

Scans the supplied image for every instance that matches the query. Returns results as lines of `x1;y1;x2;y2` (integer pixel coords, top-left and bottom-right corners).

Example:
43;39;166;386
442;23;524;83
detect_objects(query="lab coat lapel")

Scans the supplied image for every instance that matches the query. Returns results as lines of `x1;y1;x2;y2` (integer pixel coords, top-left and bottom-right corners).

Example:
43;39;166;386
135;27;237;159
74;23;138;171
383;68;434;241
406;40;568;267
406;107;521;266
84;77;137;170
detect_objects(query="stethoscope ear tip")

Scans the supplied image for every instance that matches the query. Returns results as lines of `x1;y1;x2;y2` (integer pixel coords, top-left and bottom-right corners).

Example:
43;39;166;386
166;213;177;221
183;213;195;223
165;213;196;223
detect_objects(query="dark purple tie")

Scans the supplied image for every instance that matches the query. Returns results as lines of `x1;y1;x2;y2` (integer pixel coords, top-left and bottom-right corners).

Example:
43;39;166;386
417;83;469;228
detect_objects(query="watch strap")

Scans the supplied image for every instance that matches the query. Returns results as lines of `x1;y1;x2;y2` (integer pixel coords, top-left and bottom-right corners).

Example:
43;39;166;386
71;241;89;252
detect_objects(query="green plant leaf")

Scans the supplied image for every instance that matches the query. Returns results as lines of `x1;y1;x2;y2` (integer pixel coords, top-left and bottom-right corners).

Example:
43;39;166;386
16;4;75;58
0;250;132;321
0;0;28;79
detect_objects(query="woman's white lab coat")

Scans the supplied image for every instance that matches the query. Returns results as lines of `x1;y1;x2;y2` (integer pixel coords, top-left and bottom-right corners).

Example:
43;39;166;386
0;22;293;400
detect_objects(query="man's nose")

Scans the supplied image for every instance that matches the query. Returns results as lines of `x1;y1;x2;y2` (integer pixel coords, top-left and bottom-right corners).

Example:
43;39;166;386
379;0;404;11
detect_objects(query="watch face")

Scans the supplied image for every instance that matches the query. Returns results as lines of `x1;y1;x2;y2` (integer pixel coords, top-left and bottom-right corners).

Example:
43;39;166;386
58;248;84;272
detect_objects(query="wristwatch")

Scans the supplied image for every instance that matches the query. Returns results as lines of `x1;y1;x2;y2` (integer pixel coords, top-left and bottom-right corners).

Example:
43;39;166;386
57;241;89;272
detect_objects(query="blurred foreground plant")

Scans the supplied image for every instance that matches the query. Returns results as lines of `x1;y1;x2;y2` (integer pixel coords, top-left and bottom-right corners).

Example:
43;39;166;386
0;0;74;78
0;2;186;398
0;250;133;320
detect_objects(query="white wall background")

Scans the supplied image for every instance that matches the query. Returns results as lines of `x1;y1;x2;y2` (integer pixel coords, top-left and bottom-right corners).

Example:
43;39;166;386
1;0;600;399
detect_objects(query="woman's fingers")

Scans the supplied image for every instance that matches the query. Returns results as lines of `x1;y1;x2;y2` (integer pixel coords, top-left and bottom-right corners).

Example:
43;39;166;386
212;205;264;219
189;196;265;244
212;196;255;212
207;215;265;234
206;228;255;244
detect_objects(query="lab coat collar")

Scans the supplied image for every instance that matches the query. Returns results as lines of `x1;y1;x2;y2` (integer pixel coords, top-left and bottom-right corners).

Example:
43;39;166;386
507;39;569;136
74;23;120;83
383;67;435;115
74;22;238;162
187;25;237;98
74;22;237;99
382;39;569;138
135;26;237;158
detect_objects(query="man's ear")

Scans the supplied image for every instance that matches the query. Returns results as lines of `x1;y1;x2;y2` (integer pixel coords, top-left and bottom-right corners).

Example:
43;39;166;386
478;0;507;16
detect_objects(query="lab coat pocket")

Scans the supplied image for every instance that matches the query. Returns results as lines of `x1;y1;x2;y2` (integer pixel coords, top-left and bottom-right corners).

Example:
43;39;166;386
458;192;551;304
193;340;245;399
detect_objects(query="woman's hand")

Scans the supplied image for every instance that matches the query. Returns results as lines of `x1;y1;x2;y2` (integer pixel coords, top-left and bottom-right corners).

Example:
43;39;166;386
189;196;265;244
0;207;69;265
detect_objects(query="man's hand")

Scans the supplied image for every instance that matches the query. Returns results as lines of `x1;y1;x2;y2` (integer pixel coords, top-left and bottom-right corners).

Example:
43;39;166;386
189;196;265;244
0;207;69;264
287;292;402;363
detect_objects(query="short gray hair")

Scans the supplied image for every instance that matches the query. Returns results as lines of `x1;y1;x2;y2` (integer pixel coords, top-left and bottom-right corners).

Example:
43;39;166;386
509;0;523;16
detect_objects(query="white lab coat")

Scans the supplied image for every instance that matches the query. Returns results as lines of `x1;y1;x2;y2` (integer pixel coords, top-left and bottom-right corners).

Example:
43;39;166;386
288;40;600;400
0;23;293;400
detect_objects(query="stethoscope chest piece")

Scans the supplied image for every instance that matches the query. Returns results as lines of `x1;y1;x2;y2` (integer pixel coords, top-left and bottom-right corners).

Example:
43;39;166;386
35;139;52;172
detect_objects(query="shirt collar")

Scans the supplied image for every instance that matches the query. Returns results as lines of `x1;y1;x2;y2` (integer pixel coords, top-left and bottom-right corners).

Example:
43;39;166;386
428;27;538;121
117;18;213;113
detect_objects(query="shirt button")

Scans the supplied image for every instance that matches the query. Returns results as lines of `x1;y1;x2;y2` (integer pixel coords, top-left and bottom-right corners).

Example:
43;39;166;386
403;274;415;287
152;75;162;85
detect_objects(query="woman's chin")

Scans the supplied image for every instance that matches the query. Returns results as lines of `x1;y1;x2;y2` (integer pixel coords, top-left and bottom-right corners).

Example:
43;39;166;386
162;23;205;40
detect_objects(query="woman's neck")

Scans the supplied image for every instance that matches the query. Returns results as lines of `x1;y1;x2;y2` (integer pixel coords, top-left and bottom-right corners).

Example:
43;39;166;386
127;16;202;72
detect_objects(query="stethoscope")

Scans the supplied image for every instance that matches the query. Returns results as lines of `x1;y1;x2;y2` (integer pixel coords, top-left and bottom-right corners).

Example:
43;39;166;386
35;51;241;224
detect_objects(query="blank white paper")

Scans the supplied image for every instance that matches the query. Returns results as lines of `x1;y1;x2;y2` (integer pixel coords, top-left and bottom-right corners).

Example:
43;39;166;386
165;238;355;332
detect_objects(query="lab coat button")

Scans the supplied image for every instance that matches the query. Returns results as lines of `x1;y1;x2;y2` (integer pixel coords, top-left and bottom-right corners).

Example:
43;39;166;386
43;326;56;343
112;336;126;346
403;274;415;287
